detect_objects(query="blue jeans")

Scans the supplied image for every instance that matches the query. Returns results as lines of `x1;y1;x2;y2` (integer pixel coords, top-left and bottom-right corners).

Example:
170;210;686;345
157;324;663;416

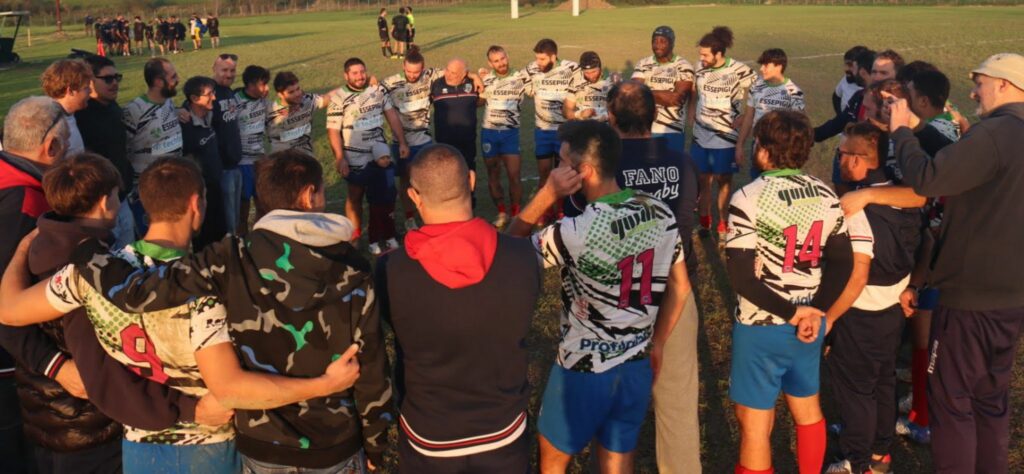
122;439;239;474
112;198;137;250
221;168;242;234
241;450;366;474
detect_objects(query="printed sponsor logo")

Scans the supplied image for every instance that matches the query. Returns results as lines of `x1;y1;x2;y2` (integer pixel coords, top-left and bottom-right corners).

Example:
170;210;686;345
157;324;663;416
609;204;657;240
777;184;821;207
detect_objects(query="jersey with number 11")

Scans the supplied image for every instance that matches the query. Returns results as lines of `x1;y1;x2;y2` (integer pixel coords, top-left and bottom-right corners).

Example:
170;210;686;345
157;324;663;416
725;170;847;326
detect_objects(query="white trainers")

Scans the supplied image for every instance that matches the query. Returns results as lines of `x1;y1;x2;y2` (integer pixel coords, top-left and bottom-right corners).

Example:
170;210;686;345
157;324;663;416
385;238;400;250
368;242;383;256
825;459;854;474
404;217;419;232
493;212;509;229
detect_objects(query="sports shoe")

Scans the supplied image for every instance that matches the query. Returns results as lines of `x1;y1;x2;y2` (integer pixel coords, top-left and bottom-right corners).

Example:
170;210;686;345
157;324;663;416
368;242;383;256
390;55;398;59
869;454;893;474
493;212;509;229
404;217;419;232
824;459;854;474
385;238;400;251
896;367;913;384
898;393;913;414
895;416;931;444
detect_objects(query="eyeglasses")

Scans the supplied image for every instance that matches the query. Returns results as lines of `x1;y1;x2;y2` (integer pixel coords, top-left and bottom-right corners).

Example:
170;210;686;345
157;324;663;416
40;113;64;145
218;53;238;62
95;73;123;85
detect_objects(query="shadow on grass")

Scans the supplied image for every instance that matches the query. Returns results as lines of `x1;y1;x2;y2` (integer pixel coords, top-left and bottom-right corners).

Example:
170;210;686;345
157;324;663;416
417;32;480;53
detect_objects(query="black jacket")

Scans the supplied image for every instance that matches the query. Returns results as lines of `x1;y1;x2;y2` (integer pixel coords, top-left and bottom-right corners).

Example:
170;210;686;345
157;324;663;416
76;99;132;198
894;102;1024;310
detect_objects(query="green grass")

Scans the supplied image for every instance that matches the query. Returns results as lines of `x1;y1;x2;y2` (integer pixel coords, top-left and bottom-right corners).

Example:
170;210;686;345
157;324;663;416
3;3;1024;472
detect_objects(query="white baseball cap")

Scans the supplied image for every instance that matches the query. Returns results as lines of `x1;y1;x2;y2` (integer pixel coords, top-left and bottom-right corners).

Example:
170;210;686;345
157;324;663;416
971;53;1024;91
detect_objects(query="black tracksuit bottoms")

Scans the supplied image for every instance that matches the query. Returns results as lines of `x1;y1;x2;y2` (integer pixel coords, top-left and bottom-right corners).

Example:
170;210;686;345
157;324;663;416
827;304;904;473
928;304;1024;474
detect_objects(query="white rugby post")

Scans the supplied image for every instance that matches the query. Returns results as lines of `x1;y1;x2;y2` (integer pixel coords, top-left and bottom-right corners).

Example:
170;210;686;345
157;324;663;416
511;0;518;19
572;0;580;16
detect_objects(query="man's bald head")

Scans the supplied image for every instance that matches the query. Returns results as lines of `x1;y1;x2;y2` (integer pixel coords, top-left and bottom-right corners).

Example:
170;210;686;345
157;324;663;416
409;144;472;208
444;58;468;86
212;54;237;87
607;80;655;136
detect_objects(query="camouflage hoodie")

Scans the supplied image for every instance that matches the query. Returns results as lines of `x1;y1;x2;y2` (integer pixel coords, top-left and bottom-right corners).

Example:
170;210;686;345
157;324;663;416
70;210;394;468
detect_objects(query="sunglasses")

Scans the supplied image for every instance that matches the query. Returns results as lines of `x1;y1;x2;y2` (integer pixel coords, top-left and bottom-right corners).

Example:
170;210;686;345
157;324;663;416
218;53;238;61
95;73;123;85
40;113;63;145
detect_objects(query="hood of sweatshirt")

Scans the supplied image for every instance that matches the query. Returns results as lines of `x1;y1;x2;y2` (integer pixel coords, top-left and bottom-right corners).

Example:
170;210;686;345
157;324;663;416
404;217;497;289
249;210;368;310
990;102;1024;122
30;212;112;277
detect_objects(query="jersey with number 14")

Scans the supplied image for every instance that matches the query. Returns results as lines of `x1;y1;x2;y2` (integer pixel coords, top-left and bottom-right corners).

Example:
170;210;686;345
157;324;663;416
481;69;531;130
630;55;695;135
726;171;847;326
526;59;579;131
532;189;683;374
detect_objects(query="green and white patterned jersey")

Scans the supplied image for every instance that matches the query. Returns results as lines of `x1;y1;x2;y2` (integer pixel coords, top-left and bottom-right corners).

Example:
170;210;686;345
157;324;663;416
532;189;684;373
927;111;960;142
631;55;695;135
382;68;444;146
569;73;613;122
525;59;580;131
326;84;393;168
747;77;805;127
266;93;326;157
123;95;183;179
693;58;756;149
234;89;269;165
45;241;233;445
481;69;531;130
725;170;847;326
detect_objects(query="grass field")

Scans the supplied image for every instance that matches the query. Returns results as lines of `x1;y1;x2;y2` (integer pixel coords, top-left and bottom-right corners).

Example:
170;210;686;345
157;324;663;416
3;3;1024;472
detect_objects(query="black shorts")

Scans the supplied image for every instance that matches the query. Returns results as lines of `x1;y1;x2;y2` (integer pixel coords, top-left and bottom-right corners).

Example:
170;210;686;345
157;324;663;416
379;30;389;41
393;32;408;42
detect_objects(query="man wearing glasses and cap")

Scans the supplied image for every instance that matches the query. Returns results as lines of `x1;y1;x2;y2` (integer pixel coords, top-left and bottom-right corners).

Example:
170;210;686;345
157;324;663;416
888;52;1024;474
631;26;695;157
564;51;616;123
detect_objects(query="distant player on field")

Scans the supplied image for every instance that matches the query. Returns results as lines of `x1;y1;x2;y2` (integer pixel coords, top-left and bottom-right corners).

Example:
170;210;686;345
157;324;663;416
479;45;532;228
631;26;695;156
391;8;411;59
689;26;756;242
725;110;853;474
736;48;806;178
377;8;393;59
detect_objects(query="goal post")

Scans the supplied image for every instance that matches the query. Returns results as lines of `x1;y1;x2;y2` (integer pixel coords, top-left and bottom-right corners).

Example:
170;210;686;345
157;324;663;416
511;0;518;19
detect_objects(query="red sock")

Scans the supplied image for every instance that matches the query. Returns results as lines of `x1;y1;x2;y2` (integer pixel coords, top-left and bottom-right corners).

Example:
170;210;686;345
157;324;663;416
735;465;773;474
700;215;712;229
350;227;361;242
795;419;825;474
910;348;929;426
511;204;520;216
497;203;506;214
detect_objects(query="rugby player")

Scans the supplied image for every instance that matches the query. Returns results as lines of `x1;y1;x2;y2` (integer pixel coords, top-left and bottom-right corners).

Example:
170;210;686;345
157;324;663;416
392;8;411;59
377;8;393;59
871;49;905;83
564;51;614;123
688;26;756;242
234;65;271;234
508;120;692;474
525;38;579;221
265;71;327;157
834;46;870;115
479;45;531;228
631;26;695;156
736;48;805;178
725;110;853;474
327;57;408;254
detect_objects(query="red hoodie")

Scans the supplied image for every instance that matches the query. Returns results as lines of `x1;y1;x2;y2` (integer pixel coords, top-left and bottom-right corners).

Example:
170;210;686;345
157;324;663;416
404;217;497;289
